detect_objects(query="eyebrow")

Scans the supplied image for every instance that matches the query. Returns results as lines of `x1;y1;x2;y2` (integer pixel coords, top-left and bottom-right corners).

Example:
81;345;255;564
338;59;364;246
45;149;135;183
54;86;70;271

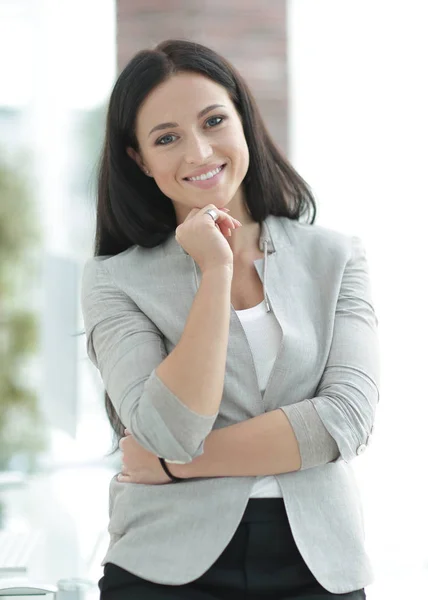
148;104;226;137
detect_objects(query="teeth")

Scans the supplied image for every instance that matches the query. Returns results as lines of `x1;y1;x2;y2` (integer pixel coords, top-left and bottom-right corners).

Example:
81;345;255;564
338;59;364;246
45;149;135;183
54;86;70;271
188;165;222;181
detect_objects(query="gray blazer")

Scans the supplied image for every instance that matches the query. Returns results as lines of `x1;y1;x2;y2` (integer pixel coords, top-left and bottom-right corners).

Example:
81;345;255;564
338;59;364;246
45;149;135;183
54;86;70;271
81;215;380;594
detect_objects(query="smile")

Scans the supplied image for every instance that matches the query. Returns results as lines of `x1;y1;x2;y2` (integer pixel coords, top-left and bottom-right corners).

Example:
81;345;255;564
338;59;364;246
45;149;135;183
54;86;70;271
183;164;226;189
186;165;224;181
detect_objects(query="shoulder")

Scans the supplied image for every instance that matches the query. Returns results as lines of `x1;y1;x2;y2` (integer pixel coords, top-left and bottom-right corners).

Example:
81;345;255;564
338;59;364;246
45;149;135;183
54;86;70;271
282;217;361;261
81;244;156;292
285;217;352;247
81;246;157;320
273;217;366;281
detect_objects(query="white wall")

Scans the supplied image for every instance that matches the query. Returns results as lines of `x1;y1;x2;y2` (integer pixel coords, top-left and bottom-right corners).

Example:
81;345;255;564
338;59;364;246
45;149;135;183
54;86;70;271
287;2;428;597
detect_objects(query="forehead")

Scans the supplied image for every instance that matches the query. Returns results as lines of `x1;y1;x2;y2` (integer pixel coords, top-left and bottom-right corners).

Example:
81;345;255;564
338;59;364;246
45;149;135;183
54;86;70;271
136;72;234;132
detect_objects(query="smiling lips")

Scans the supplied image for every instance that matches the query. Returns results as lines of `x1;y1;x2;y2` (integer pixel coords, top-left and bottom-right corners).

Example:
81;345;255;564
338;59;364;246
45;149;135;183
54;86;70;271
183;164;226;180
183;164;226;189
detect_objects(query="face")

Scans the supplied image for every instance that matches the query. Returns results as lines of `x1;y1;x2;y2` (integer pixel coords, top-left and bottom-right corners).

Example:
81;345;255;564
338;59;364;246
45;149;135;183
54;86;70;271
127;72;250;223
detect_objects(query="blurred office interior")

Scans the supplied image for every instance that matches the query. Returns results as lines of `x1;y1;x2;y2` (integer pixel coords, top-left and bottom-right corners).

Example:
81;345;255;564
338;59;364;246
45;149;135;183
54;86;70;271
0;1;427;597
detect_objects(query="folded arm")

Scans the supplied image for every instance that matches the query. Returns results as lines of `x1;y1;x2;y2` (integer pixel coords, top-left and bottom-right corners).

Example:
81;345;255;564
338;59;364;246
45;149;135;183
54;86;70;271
171;407;339;479
81;258;217;464
173;235;380;478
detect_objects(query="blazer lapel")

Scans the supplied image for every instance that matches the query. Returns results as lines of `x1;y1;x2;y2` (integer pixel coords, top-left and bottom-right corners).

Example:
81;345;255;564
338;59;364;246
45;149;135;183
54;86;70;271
252;218;321;412
159;215;317;416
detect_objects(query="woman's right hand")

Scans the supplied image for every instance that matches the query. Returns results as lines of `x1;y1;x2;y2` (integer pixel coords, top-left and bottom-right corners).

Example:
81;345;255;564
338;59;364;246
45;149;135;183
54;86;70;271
175;204;242;273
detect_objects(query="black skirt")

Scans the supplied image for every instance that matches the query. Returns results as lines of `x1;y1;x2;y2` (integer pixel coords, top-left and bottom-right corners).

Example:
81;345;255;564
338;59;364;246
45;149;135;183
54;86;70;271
99;497;366;600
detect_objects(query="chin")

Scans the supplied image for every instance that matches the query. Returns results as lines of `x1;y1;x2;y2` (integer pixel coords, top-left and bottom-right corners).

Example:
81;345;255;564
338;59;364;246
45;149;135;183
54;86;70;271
207;187;236;203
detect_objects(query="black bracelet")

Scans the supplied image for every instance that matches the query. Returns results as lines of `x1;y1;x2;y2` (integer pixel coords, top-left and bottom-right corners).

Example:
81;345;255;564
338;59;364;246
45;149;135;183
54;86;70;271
159;457;186;483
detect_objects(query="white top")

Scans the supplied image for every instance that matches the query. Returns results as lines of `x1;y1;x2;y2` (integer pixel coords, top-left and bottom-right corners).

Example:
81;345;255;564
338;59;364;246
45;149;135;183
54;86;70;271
235;299;283;498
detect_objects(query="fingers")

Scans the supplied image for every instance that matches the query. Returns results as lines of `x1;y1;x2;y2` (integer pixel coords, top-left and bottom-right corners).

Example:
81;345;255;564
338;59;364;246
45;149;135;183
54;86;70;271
218;214;242;237
215;208;242;226
218;220;233;238
183;204;242;236
211;207;241;238
119;436;127;451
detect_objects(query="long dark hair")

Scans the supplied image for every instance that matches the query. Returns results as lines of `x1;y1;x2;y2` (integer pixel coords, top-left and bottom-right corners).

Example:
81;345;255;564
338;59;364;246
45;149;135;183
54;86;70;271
93;39;317;452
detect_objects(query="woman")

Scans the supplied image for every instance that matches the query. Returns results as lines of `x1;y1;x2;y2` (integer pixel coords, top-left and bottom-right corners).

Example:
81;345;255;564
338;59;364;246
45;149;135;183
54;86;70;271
81;39;380;599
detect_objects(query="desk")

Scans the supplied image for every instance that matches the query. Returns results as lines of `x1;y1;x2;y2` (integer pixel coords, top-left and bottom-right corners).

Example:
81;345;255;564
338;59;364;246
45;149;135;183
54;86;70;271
0;467;113;591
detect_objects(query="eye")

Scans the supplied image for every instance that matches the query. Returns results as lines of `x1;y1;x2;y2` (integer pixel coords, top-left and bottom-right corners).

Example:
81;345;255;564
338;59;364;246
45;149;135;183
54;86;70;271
155;115;226;146
205;115;225;128
156;134;177;146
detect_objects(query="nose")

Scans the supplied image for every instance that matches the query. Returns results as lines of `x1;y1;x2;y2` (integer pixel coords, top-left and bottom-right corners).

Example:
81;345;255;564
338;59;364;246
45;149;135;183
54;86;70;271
184;133;213;164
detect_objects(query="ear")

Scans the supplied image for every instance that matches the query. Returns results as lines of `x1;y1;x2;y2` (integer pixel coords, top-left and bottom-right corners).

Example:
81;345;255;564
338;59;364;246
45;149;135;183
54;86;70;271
126;147;150;175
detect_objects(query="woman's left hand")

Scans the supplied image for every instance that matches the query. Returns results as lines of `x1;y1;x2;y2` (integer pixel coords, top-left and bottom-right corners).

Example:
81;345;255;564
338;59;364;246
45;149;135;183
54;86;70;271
118;430;172;485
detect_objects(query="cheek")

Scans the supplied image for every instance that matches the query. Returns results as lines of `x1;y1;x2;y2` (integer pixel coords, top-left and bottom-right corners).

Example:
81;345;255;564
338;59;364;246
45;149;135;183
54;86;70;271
151;156;181;193
226;122;248;158
232;135;250;175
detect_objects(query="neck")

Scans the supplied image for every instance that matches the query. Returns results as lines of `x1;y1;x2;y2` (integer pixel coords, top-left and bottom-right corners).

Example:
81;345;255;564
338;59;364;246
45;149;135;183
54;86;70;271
227;221;262;259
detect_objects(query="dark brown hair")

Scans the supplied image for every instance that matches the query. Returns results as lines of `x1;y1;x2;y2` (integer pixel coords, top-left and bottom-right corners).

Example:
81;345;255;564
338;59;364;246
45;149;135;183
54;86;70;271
93;39;317;452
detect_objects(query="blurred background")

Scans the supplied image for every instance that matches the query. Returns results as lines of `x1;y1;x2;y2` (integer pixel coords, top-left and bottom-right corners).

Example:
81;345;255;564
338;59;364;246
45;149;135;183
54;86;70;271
0;1;427;598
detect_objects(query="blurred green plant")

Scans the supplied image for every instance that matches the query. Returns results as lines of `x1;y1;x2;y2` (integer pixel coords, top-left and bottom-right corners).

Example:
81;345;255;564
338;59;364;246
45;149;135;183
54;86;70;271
75;102;107;198
80;103;107;163
0;156;46;471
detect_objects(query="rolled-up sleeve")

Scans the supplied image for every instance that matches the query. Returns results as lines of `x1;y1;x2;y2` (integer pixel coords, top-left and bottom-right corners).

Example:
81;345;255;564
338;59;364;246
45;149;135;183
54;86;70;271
81;258;217;463
280;235;380;470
